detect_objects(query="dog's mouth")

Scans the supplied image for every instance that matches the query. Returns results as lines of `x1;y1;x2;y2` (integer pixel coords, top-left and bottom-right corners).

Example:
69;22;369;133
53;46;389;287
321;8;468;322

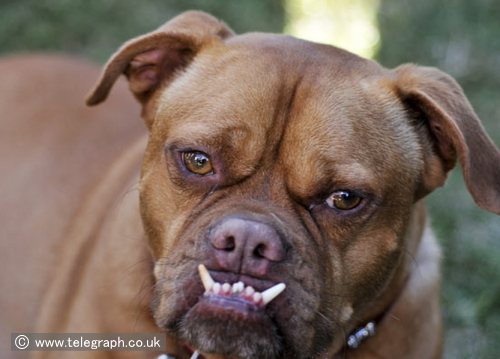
167;264;287;359
198;264;286;310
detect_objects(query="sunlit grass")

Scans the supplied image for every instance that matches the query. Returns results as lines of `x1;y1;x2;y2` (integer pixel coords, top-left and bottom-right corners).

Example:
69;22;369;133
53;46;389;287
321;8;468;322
284;0;380;59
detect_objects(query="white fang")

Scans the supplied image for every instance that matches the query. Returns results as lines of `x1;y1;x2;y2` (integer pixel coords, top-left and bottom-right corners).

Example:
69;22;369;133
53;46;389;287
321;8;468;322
261;283;286;305
198;264;214;291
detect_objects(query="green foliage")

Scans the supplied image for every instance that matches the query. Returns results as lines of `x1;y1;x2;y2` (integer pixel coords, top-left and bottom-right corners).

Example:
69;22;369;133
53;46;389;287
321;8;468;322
0;0;284;61
377;0;500;141
378;1;500;357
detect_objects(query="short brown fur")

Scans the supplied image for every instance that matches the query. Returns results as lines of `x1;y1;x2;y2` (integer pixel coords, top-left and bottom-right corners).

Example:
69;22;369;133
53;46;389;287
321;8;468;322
1;11;499;359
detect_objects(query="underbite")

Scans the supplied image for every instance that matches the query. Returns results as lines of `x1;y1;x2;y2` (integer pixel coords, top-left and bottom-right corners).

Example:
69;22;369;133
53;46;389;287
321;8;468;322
198;264;286;308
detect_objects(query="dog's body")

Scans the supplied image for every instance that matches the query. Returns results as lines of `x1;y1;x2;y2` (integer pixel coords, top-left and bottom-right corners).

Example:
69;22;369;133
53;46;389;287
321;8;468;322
1;11;499;359
0;55;157;358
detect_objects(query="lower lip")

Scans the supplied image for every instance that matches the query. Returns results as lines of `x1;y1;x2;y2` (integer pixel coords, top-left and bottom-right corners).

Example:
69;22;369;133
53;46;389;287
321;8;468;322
197;295;265;319
179;296;278;358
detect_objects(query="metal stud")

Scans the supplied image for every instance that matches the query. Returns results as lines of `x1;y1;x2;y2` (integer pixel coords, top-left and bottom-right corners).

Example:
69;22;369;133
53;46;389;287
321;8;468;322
346;321;376;349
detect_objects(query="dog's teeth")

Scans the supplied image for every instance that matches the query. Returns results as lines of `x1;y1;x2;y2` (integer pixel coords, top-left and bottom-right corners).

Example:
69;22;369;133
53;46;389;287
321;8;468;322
261;283;286;305
198;265;285;306
232;281;244;294
244;286;255;297
252;292;262;303
198;264;215;292
213;282;221;295
222;282;231;294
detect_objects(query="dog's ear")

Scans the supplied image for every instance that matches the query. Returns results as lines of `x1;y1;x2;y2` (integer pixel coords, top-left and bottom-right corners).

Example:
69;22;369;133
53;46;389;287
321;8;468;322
86;11;234;125
393;64;500;214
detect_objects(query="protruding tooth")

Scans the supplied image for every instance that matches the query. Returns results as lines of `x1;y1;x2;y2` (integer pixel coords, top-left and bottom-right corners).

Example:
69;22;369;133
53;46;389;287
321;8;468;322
198;264;215;292
213;282;221;295
244;286;255;297
261;283;286;305
252;292;262;303
222;282;231;294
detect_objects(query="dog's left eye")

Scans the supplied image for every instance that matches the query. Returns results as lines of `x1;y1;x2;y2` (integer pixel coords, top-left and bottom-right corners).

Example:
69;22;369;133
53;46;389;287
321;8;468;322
182;151;214;176
326;190;362;211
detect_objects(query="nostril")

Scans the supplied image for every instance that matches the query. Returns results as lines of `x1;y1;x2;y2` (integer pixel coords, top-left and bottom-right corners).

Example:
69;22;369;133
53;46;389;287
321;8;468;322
224;236;236;251
209;217;286;273
253;243;267;259
211;233;237;252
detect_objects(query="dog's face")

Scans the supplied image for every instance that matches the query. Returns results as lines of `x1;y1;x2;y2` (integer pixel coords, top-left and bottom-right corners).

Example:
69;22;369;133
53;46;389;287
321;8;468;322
140;36;420;359
88;11;500;359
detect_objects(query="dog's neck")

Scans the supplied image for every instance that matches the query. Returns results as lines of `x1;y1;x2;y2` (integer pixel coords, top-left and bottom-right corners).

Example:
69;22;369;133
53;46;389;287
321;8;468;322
355;200;427;322
330;201;442;358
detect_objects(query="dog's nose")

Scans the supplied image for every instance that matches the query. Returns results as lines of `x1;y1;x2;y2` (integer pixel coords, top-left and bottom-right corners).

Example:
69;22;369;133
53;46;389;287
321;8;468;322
209;217;286;277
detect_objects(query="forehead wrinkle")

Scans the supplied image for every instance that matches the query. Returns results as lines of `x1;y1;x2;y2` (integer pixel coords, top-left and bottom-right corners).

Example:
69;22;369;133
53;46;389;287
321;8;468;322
281;67;417;200
281;74;422;200
167;119;246;147
280;87;359;196
330;162;376;190
158;42;306;179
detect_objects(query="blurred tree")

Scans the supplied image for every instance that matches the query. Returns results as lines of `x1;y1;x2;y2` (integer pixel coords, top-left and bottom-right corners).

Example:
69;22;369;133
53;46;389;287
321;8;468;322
0;0;285;61
377;1;500;358
377;0;500;141
284;0;380;58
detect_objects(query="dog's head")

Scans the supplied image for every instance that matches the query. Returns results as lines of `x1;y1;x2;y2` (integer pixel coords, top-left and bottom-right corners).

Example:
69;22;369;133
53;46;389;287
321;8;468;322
88;11;500;359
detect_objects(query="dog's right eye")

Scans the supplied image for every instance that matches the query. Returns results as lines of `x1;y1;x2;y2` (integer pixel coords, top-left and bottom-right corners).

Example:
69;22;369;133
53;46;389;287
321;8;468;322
326;190;363;211
181;151;214;176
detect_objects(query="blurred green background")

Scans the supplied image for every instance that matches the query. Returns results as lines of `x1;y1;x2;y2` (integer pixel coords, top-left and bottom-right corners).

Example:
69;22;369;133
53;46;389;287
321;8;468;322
1;0;499;357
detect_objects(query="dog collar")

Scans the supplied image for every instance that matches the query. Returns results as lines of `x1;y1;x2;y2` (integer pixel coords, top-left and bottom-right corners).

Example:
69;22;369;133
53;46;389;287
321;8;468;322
158;322;377;359
158;321;377;358
346;321;376;349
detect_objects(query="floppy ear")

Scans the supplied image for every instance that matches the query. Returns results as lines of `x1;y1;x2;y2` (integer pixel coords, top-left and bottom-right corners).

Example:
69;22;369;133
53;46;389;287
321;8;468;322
86;11;234;125
393;64;500;214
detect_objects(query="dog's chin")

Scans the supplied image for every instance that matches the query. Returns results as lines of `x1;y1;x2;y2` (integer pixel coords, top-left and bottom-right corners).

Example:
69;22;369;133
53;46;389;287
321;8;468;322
179;295;282;359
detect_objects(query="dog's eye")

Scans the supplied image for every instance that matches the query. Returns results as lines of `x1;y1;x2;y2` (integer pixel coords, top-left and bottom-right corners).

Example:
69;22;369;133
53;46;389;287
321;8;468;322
326;190;362;211
182;151;214;176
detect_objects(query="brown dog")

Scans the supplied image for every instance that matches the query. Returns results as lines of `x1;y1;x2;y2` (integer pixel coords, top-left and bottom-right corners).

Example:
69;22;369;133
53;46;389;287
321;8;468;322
1;10;499;359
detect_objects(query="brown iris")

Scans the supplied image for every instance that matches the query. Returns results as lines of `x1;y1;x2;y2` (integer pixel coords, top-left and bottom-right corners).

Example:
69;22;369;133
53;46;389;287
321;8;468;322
327;190;362;210
182;151;214;175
